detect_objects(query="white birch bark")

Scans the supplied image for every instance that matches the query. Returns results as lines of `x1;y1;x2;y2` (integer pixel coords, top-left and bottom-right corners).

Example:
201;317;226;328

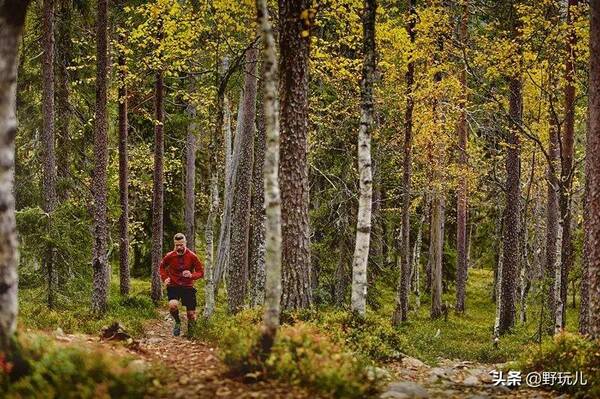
351;0;377;317
256;0;282;352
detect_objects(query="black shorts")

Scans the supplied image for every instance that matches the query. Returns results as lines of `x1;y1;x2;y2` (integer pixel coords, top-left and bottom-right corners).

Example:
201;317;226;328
166;286;197;310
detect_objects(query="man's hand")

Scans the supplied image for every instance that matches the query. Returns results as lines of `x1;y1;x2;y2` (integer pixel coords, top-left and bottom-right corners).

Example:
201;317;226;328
182;270;192;278
164;277;171;285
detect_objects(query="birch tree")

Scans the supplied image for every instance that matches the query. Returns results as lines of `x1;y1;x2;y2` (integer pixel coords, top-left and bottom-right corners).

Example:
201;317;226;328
351;0;377;317
0;0;31;352
256;0;282;354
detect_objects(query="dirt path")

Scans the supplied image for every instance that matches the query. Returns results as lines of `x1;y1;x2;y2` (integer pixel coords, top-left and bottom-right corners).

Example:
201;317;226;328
138;313;313;399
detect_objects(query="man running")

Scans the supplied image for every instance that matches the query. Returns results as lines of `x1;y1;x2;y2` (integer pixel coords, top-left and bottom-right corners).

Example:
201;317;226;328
159;233;204;337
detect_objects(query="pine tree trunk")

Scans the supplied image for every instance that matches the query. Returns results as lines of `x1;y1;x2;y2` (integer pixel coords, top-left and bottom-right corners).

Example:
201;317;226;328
257;0;282;354
279;0;313;310
184;90;197;252
499;77;522;334
56;0;71;201
393;0;415;325
585;0;600;339
118;37;130;297
91;0;110;314
227;46;259;314
455;0;469;313
249;77;266;307
351;0;376;317
42;0;58;309
557;0;578;331
150;70;165;304
430;193;444;319
0;0;30;352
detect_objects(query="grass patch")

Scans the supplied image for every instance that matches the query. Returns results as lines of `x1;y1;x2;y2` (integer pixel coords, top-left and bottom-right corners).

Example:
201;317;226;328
18;276;158;337
1;332;150;399
512;332;599;397
387;268;581;364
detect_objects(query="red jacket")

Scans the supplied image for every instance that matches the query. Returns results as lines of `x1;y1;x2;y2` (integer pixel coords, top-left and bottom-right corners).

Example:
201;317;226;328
159;248;204;287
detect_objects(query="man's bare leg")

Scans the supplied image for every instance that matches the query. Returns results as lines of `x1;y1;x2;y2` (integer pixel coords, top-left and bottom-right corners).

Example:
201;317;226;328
169;300;182;336
186;310;196;337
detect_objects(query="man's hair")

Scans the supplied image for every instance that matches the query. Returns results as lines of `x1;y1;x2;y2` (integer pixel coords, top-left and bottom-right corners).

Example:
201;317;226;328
174;233;186;242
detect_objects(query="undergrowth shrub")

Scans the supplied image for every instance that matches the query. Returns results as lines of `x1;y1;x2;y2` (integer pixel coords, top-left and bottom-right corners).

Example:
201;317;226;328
1;333;150;399
514;332;599;398
195;309;387;398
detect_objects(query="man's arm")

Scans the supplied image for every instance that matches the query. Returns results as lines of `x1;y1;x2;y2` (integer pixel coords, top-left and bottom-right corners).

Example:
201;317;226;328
190;254;204;280
159;254;169;282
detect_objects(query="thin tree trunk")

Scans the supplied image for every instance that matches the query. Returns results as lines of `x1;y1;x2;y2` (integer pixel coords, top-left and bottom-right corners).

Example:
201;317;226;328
150;70;165;304
42;0;58;309
118;34;130;297
279;0;313;310
91;0;110;314
546;112;559;333
227;46;259;314
557;0;578;331
184;89;197;252
0;0;30;352
430;193;444;319
56;0;71;201
393;0;416;325
455;0;469;313
411;198;427;309
499;77;522;334
249;78;266;307
585;0;600;339
351;0;376;317
257;0;282;354
520;152;536;324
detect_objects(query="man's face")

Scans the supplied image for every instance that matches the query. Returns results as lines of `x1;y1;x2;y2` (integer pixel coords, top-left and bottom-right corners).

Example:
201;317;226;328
175;240;186;255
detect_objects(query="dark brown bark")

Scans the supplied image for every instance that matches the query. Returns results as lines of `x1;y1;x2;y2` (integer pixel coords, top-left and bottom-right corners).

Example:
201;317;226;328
227;46;259;314
278;0;313;310
249;79;266;306
118;37;130;297
150;70;165;304
557;0;578;330
56;0;71;201
0;0;31;353
42;0;58;309
91;0;110;314
585;0;600;339
393;0;416;325
455;0;469;314
499;77;522;334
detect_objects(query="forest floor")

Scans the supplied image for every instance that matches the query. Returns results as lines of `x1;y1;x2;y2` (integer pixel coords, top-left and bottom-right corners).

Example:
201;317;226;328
42;310;568;399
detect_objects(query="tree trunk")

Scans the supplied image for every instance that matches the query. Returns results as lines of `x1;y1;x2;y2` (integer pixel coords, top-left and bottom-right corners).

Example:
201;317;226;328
150;70;165;304
184;88;198;252
430;193;444;319
278;0;313;310
227;46;259;314
0;0;30;352
411;198;427;309
557;0;578;331
351;0;376;317
257;0;282;354
393;0;416;326
118;35;130;297
585;0;600;339
499;77;522;334
546;112;559;333
249;77;266;307
455;0;469;313
56;0;71;201
91;0;110;315
42;0;58;309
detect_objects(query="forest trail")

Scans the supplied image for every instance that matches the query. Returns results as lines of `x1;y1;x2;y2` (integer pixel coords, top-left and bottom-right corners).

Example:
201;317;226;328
138;312;313;398
384;356;567;399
